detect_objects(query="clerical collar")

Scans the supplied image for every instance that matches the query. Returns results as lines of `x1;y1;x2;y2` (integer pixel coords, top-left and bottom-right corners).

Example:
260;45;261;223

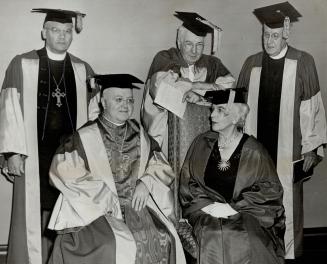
46;47;67;61
101;114;126;127
270;45;288;60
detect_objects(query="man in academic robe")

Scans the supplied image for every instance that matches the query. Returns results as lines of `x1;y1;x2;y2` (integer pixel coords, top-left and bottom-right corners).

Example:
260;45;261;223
47;74;186;264
141;12;235;175
237;2;327;260
0;8;100;264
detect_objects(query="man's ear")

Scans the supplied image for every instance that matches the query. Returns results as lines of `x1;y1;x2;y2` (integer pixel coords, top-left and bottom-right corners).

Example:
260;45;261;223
282;17;290;39
100;97;106;109
41;28;47;40
176;39;181;49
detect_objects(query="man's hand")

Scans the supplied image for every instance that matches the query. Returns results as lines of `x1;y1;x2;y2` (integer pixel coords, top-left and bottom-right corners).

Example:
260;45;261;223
191;81;208;90
132;181;150;211
303;151;321;172
7;154;24;177
177;77;191;82
182;90;202;103
150;71;180;99
191;81;223;91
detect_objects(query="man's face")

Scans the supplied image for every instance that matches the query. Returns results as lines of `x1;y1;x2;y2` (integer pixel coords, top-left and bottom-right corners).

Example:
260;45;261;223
42;21;73;54
263;24;287;57
101;88;134;124
179;30;204;65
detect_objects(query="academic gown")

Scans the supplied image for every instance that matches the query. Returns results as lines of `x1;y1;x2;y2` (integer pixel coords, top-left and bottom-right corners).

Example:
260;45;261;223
179;132;285;264
47;119;186;264
237;46;327;258
141;47;234;170
141;48;235;220
0;49;100;264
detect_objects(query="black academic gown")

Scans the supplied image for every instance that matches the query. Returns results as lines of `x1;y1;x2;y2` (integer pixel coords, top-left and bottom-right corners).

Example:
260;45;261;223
179;132;285;264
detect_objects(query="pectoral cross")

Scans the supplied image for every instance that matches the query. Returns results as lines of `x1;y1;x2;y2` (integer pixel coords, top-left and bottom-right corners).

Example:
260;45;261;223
52;87;66;107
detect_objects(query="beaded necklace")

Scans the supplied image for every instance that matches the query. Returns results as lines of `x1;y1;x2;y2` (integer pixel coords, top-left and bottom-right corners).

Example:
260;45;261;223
217;132;241;171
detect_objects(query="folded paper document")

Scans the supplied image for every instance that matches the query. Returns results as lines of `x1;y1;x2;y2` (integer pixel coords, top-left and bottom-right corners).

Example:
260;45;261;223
201;202;238;218
154;80;191;119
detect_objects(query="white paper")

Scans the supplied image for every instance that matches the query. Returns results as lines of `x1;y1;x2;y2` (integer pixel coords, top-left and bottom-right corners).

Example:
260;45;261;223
201;202;238;218
154;80;191;119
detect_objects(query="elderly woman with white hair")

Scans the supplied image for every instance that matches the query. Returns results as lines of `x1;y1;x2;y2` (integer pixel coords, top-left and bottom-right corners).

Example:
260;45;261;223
179;88;286;264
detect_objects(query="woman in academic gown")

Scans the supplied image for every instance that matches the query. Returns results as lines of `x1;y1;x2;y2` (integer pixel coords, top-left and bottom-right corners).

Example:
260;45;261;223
179;88;286;264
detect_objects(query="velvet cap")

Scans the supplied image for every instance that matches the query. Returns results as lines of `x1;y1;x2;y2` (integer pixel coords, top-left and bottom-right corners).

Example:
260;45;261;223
253;1;301;28
93;74;144;91
174;11;213;36
32;8;85;33
32;8;85;23
204;88;246;105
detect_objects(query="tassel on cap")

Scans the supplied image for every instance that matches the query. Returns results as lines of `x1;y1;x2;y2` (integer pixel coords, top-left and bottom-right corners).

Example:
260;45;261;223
75;12;83;33
32;8;86;33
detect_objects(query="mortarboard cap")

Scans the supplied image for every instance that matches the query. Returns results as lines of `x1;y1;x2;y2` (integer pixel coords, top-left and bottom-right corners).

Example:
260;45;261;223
32;8;86;33
174;11;213;37
204;88;246;105
174;11;223;56
253;1;302;28
93;74;144;93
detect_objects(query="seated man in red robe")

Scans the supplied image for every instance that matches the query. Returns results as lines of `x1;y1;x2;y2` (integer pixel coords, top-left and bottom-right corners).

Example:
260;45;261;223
48;74;186;264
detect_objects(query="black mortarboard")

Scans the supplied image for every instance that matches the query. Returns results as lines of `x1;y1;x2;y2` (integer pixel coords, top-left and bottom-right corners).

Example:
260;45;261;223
32;8;86;33
253;2;302;28
174;11;213;37
93;74;144;93
204;88;246;105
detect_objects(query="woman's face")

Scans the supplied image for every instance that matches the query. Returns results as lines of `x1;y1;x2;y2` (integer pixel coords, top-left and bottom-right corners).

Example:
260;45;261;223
210;104;236;132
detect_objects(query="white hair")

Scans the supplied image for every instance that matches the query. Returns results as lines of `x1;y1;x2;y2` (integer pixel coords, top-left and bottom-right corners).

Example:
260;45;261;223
176;26;188;49
231;103;250;129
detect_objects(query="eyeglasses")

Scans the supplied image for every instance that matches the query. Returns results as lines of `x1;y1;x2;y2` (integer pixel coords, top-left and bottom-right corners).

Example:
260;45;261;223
45;27;73;35
114;97;135;105
263;32;282;41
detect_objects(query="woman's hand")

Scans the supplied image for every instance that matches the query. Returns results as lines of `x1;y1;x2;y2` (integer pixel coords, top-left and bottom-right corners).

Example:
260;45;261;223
132;181;150;211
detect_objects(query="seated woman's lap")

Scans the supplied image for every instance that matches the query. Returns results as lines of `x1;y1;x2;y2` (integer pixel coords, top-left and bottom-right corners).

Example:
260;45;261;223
191;212;282;264
190;212;250;264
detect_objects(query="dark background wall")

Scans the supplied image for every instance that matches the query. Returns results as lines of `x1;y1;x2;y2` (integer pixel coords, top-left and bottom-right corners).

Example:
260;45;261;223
0;0;326;244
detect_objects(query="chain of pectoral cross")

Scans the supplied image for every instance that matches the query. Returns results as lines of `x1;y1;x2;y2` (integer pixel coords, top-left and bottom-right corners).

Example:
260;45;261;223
51;59;66;107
